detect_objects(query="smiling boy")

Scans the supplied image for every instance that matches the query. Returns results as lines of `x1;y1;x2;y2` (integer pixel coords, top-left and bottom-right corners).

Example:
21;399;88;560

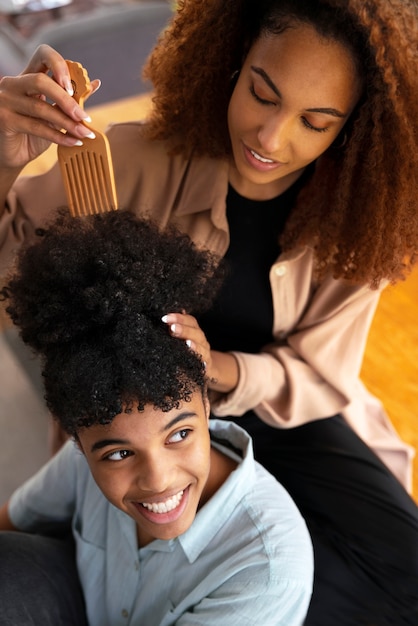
0;211;313;626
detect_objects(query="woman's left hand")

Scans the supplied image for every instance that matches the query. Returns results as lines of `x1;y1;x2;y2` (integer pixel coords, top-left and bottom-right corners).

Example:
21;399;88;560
162;312;239;394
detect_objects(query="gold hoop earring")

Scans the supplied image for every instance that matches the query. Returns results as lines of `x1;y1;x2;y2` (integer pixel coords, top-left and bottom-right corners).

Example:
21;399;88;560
231;70;240;84
333;131;348;149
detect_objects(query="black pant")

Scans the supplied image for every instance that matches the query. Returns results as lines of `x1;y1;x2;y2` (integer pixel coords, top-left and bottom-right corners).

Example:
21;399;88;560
230;412;418;626
0;532;88;626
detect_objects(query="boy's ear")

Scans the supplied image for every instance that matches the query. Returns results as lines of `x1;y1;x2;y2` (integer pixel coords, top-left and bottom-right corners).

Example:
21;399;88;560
73;435;84;454
203;391;210;423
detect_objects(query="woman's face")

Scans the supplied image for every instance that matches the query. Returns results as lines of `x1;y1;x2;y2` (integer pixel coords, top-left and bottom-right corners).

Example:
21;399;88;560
227;23;362;200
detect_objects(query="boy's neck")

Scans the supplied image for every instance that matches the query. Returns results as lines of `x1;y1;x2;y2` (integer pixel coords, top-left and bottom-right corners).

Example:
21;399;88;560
199;446;238;509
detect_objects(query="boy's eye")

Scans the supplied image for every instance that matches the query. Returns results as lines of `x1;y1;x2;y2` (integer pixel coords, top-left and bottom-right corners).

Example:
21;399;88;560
105;449;132;462
168;429;192;444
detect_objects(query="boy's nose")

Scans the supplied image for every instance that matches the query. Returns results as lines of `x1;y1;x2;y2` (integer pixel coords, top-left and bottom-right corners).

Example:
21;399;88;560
135;456;171;494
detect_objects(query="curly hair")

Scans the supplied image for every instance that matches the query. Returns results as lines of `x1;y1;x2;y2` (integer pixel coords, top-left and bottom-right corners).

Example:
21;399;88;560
1;211;225;436
143;0;418;286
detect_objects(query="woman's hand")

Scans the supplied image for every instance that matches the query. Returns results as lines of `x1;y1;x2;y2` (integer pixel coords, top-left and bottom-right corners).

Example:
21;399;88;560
0;44;100;172
162;312;239;394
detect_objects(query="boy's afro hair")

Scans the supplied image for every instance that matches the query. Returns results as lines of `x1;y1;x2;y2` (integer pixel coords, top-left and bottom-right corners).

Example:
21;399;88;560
2;210;225;435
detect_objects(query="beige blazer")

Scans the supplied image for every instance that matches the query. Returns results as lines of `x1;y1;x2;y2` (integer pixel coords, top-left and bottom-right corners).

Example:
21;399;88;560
2;121;414;490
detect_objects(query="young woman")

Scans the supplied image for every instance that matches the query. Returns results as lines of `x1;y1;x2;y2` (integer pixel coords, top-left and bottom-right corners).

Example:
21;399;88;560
0;0;417;623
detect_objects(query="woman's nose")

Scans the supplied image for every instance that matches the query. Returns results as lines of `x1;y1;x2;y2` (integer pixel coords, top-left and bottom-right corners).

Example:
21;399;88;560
257;112;291;156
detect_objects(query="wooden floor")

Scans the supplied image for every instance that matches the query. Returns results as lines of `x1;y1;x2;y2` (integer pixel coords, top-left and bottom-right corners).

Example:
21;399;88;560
361;268;418;499
20;92;418;500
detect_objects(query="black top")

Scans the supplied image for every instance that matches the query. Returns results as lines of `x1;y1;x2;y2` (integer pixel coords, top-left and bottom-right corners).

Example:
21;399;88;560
199;178;305;354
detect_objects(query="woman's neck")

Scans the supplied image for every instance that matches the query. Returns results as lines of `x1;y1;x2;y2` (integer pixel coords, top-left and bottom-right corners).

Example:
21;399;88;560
228;164;306;201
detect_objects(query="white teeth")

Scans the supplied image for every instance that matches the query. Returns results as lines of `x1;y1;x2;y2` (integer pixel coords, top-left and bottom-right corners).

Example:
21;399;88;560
141;490;184;514
250;149;274;164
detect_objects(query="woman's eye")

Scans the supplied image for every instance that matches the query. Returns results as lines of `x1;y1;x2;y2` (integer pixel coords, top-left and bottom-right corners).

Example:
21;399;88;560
105;449;132;462
249;85;275;106
301;117;329;133
168;429;192;444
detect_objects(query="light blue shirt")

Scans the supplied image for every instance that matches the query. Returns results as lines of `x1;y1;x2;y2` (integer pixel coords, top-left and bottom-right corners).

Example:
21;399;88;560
9;419;313;625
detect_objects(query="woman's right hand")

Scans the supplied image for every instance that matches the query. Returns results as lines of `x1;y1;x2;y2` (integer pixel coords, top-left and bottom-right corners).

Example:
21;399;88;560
0;44;100;171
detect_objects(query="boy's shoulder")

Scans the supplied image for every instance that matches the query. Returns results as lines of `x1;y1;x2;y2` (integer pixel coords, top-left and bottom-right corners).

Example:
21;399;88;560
204;420;312;560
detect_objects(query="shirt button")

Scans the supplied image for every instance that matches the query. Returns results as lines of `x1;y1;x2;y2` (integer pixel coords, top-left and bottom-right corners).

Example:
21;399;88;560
274;264;287;277
121;609;129;618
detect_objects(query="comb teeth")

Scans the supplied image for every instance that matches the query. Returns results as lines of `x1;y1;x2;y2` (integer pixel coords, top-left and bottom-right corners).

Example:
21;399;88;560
63;150;117;217
57;59;118;217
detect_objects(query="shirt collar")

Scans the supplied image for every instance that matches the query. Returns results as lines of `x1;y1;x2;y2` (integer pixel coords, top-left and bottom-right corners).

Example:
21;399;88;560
178;420;256;563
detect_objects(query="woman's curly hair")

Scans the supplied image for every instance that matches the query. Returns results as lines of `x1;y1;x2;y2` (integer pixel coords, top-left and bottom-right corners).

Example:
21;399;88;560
1;211;225;436
143;0;418;286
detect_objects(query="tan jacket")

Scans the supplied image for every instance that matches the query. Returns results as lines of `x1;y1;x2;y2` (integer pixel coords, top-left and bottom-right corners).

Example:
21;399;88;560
2;121;414;490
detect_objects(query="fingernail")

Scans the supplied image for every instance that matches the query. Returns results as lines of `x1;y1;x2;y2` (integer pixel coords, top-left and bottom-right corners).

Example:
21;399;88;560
66;138;83;146
161;315;168;323
83;114;92;123
78;127;96;139
186;339;192;348
170;324;177;334
64;80;74;96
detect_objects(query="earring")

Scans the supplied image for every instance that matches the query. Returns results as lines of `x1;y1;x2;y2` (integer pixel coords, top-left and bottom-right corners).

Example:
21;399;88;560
333;131;348;149
230;70;240;84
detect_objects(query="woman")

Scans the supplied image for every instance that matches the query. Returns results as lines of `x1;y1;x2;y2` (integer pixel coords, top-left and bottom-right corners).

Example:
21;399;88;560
0;0;417;623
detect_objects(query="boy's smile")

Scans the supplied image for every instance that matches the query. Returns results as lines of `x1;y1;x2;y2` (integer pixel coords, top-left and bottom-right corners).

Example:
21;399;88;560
77;393;214;547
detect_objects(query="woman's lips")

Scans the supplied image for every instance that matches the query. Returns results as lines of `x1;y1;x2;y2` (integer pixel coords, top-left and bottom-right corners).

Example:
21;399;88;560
242;143;284;172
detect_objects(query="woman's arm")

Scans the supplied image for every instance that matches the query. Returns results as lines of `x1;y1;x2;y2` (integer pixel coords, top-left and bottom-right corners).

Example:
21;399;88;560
164;279;382;424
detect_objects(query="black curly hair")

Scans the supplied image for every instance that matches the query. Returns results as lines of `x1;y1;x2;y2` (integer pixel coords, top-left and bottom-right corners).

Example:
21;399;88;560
1;210;225;436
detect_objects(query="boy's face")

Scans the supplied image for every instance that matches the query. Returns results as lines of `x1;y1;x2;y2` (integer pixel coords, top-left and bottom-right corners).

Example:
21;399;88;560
77;392;211;547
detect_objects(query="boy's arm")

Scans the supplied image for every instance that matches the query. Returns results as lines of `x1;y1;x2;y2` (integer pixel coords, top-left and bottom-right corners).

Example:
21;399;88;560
172;578;312;626
0;502;19;531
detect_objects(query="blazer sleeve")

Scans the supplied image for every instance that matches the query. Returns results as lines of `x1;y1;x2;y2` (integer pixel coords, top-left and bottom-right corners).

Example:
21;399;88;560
210;261;383;427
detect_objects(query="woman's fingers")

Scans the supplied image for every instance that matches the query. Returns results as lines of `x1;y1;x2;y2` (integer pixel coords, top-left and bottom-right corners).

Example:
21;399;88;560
0;46;103;169
22;44;74;91
162;312;212;365
1;77;90;135
162;313;206;342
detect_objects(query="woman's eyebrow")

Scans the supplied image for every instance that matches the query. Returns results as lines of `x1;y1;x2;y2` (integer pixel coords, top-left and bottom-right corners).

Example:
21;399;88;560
251;65;282;98
250;65;347;118
305;106;347;118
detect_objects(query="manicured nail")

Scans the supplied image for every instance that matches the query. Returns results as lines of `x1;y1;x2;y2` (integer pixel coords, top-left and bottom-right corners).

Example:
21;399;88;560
161;315;169;323
170;324;177;334
83;114;92;123
66;138;83;146
64;80;74;96
78;126;96;139
186;339;192;348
